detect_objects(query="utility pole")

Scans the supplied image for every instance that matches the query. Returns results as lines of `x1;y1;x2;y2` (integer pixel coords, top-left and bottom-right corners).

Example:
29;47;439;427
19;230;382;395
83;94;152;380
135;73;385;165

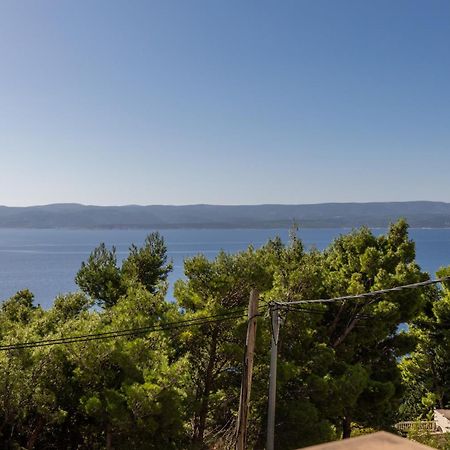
235;289;259;450
266;304;281;450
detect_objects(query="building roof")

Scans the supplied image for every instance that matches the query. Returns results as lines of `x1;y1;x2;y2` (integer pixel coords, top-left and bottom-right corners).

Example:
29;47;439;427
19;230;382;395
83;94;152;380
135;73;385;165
436;409;450;420
300;431;434;450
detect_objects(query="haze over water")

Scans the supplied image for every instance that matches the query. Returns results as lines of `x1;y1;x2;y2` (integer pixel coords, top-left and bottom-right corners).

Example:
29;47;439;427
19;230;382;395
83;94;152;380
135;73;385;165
0;228;449;308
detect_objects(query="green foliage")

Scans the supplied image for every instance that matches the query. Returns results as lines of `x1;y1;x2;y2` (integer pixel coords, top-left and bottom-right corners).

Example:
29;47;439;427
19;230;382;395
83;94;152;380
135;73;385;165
399;265;450;421
75;232;172;308
1;289;37;323
407;428;450;449
75;243;125;307
0;221;443;449
257;220;428;448
122;232;172;294
173;246;272;447
0;288;188;449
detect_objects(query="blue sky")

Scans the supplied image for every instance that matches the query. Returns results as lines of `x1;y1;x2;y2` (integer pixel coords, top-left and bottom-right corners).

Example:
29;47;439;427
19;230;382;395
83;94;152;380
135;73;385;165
1;0;449;206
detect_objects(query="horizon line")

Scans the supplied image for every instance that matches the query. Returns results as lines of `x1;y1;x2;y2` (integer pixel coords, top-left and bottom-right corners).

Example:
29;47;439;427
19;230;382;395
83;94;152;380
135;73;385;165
0;200;449;208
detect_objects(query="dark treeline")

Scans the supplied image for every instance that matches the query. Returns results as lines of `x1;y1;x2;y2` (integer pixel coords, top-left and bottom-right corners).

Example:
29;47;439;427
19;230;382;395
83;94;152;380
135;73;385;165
0;221;449;449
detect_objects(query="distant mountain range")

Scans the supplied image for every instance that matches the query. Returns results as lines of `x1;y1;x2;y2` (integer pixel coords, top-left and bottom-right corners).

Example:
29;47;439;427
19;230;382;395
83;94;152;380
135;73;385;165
0;202;449;229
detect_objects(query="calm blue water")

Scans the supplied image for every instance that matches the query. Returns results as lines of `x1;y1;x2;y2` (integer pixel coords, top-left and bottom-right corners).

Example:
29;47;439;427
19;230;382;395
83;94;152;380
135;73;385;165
0;228;449;308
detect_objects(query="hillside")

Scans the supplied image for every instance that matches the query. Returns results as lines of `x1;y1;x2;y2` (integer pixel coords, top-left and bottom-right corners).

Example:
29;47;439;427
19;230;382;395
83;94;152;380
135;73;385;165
0;202;449;229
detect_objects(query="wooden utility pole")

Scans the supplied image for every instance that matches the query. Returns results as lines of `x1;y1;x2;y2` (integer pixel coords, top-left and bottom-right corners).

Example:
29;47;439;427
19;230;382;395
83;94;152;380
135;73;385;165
266;305;281;450
235;289;259;450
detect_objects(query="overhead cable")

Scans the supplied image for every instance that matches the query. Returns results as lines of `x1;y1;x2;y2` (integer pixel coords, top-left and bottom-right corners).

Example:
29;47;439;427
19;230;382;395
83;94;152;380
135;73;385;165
274;276;450;307
0;309;248;351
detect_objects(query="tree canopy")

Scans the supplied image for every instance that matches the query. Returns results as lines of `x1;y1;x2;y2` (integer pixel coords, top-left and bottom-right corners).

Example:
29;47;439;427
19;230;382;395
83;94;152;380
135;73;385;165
75;232;172;308
0;223;447;449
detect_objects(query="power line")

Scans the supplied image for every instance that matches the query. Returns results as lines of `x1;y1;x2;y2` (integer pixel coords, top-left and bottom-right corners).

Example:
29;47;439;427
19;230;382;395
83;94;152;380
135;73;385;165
283;305;380;321
0;309;249;351
279;305;328;316
273;276;450;307
0;313;245;351
2;277;448;350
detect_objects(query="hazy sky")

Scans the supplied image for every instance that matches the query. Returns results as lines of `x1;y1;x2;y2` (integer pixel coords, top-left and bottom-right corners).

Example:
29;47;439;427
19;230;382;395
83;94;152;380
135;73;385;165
1;0;449;206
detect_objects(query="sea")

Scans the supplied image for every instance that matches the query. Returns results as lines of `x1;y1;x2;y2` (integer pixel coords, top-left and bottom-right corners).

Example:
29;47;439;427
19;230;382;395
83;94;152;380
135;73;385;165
0;228;449;309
